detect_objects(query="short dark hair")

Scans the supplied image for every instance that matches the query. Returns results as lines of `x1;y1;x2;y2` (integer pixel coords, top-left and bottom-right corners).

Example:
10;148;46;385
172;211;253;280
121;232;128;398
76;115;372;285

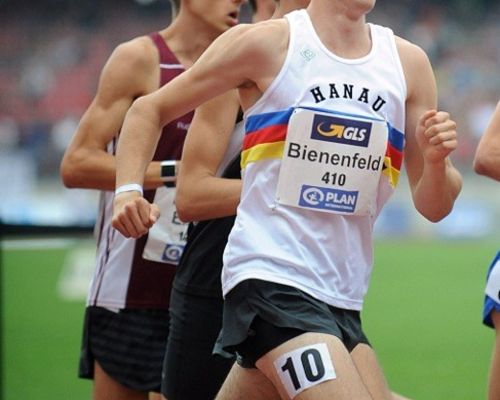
249;0;257;12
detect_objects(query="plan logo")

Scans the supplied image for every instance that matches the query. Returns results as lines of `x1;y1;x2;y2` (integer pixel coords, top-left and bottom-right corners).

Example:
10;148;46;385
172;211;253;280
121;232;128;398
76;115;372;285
301;187;325;206
299;185;358;213
311;114;372;147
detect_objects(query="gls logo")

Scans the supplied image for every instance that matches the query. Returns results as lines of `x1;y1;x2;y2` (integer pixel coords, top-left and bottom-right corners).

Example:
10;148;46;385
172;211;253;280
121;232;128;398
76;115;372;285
311;114;372;148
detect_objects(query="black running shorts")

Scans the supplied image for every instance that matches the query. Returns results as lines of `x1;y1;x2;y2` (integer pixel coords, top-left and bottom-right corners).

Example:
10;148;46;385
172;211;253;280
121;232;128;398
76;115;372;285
79;306;169;392
214;279;370;368
162;287;235;400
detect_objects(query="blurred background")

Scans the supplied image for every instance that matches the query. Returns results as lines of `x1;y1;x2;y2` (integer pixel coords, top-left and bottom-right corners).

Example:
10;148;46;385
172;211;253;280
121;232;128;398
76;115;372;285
1;0;499;399
0;0;499;235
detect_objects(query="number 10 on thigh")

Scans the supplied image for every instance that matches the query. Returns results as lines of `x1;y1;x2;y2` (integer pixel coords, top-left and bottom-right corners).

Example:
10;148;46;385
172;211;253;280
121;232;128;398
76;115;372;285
274;343;336;398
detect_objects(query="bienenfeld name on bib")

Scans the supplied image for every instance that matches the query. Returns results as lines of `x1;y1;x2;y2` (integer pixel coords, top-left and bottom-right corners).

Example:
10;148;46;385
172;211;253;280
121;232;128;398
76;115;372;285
287;143;381;171
286;113;382;173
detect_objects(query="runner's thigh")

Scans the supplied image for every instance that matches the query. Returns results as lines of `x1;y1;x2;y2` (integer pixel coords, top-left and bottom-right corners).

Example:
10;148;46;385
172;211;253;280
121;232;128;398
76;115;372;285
216;363;280;400
256;332;372;400
351;343;392;400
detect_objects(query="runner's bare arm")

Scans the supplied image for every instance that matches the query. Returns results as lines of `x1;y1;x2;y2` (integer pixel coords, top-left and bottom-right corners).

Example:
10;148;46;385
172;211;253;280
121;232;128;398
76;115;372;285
114;21;285;191
60;37;165;191
473;101;500;181
176;90;242;222
112;22;287;237
398;38;462;222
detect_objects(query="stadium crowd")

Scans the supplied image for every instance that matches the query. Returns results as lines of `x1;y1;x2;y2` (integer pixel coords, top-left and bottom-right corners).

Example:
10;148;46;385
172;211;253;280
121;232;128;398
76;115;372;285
0;0;498;224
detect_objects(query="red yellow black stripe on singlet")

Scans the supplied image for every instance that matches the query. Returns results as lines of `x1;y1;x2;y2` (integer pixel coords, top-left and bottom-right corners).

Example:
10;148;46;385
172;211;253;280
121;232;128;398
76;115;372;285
241;108;404;188
241;108;294;169
382;125;405;187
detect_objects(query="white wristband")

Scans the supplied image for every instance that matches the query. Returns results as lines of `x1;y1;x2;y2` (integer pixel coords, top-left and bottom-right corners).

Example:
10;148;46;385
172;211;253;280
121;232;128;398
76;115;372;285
115;183;143;196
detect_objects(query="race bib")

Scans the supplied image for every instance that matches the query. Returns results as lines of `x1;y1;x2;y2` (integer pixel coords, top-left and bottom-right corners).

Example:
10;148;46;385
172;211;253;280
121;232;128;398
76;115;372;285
142;186;188;265
276;108;388;216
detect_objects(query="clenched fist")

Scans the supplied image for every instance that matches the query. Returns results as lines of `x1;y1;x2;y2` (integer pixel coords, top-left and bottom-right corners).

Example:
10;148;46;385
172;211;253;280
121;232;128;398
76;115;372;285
416;110;458;164
112;191;160;238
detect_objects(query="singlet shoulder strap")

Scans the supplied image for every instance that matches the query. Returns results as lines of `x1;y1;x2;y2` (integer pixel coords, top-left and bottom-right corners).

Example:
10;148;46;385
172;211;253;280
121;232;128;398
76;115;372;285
149;32;175;64
148;32;185;85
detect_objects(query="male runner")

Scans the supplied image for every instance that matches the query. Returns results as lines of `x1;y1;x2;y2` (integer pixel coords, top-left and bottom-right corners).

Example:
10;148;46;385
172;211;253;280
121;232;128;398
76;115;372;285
60;1;246;399
474;100;500;400
112;1;462;398
161;0;278;399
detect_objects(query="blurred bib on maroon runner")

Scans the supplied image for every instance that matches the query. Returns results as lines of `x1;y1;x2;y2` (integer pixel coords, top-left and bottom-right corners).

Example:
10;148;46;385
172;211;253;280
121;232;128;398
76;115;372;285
143;186;188;265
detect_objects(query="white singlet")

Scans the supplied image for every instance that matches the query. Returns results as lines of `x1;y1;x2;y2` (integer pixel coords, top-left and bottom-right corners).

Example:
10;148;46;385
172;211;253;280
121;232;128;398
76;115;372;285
222;9;407;311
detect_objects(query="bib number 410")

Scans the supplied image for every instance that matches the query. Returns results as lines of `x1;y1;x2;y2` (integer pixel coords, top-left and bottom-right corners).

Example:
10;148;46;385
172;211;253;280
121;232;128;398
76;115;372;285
321;172;346;186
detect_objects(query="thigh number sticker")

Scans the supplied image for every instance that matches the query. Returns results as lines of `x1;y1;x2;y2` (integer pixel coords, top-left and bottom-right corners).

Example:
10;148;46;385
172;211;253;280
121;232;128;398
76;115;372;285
274;343;336;398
